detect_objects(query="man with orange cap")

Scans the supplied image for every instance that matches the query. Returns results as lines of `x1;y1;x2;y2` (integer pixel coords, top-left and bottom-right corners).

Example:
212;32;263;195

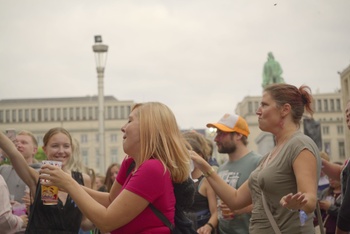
207;113;261;234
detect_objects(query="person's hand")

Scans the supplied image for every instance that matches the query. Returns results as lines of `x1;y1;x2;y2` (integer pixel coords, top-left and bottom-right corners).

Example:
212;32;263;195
197;223;214;234
39;164;73;192
189;150;210;172
319;200;331;211
20;215;28;228
219;201;234;219
280;192;308;211
11;200;20;207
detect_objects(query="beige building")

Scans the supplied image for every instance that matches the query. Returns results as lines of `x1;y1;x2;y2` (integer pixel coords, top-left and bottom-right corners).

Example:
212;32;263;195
340;64;350;156
0;96;134;174
234;88;346;163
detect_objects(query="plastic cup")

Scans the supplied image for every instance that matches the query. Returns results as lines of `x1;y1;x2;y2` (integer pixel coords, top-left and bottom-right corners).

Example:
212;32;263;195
41;160;62;205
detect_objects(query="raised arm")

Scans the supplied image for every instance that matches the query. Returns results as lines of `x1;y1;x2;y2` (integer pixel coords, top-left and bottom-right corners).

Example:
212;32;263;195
0;131;38;190
322;159;343;181
190;151;252;211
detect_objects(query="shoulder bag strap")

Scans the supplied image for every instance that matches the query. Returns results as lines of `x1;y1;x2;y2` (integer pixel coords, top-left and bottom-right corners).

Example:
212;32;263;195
261;192;282;234
149;203;175;231
316;202;325;234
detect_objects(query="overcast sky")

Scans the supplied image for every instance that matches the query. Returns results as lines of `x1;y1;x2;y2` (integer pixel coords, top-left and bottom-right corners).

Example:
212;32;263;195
1;0;350;129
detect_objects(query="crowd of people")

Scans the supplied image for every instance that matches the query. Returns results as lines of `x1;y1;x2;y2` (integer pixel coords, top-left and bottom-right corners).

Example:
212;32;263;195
0;83;350;233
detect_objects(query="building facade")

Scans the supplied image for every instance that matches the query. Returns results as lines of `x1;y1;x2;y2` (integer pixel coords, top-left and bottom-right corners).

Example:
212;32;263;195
340;64;350;155
0;96;134;174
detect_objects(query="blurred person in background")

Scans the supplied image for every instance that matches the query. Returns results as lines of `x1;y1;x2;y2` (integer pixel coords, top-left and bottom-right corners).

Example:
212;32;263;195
94;175;107;192
104;163;120;192
0;174;28;233
318;161;343;234
183;131;218;234
0;130;40;203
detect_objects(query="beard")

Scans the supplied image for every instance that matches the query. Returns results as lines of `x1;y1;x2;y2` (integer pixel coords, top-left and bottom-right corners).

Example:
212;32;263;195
217;142;237;154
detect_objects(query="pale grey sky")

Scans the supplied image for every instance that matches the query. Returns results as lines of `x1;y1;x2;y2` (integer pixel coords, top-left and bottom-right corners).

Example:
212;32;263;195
1;0;349;129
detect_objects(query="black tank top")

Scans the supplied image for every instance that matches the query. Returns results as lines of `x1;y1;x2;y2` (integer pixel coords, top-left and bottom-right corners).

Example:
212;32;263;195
25;171;84;234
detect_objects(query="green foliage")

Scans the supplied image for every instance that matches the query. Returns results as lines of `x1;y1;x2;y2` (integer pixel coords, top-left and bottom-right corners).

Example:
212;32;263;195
35;147;47;162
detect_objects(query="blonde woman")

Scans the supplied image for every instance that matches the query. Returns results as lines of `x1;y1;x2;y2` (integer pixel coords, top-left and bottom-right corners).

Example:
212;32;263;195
39;102;192;233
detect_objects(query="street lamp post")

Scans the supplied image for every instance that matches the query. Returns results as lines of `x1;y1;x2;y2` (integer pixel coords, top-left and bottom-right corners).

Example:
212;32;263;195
92;35;108;174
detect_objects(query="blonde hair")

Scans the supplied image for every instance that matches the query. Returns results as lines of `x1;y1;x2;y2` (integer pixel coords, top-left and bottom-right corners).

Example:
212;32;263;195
133;102;190;183
66;138;85;172
17;130;38;147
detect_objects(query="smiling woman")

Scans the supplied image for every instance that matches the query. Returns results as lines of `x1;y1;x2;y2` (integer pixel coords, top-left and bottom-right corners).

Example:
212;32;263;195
0;127;92;234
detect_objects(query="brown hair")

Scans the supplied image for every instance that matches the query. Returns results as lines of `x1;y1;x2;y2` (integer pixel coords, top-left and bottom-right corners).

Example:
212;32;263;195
183;131;210;161
104;163;120;192
43;127;73;147
264;83;314;125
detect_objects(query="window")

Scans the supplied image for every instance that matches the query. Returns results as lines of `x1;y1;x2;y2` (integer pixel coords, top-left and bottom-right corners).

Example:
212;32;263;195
330;99;335;111
317;100;322;112
248;102;253;114
111;148;118;163
6;110;10;122
70;108;74;120
0;110;3;123
19;109;23;122
322;126;329;135
37;109;42;121
50;108;55;121
126;105;131;116
337;125;344;135
96;134;99;143
336;99;341;111
114;106;119;119
324;142;331;155
82;107;87;120
95;149;100;168
121;106;125;119
107;106;112;119
82;148;89;165
76;107;80;120
63;108;68;121
12;109;17;122
81;134;88;143
57;108;61;121
110;134;117;142
44;109;48;121
323;99;328;112
338;141;345;159
89;107;93;120
25;109;29;122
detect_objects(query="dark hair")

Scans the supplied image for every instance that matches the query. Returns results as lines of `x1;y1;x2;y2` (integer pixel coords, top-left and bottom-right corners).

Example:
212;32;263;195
104;163;121;192
264;83;314;125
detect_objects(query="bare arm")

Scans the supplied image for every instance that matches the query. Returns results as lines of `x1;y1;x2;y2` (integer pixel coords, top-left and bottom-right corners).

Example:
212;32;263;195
322;159;343;180
40;165;149;233
0;132;38;190
280;150;318;213
191;151;252;211
197;178;218;234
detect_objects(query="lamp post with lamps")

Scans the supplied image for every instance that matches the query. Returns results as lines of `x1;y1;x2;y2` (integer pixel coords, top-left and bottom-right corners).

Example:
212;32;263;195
92;35;108;174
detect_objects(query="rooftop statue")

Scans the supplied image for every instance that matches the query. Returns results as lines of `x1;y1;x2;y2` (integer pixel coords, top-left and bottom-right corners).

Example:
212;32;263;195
262;52;285;88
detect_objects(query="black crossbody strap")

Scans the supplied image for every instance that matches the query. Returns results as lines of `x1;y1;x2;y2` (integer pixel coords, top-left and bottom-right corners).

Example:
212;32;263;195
149;203;175;231
127;161;175;231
